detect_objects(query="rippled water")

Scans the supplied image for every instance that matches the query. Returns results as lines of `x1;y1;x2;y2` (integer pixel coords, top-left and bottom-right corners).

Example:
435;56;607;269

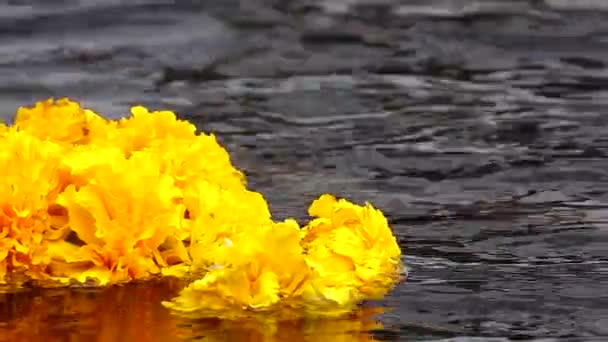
2;0;608;340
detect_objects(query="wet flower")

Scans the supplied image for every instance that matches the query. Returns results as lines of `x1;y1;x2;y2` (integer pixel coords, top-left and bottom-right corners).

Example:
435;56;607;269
300;194;403;314
0;283;382;342
183;180;272;271
0;98;404;322
0;130;69;284
46;151;184;285
163;219;310;320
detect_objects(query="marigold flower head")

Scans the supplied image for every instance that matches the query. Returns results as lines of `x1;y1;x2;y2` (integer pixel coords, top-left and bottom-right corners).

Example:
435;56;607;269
109;106;197;155
14;98;110;146
300;194;402;310
46;150;184;285
163;219;310;320
0;130;69;284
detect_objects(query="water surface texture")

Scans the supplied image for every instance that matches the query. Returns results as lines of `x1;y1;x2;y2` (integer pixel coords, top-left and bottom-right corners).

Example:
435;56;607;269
1;0;608;341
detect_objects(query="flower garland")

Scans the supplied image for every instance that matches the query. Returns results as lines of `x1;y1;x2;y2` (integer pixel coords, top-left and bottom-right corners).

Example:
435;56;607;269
0;98;403;320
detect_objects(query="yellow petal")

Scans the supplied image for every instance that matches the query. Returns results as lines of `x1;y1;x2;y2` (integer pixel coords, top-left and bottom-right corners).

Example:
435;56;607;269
308;194;337;218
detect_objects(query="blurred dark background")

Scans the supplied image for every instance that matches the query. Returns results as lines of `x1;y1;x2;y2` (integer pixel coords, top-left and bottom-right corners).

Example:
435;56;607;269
1;0;608;340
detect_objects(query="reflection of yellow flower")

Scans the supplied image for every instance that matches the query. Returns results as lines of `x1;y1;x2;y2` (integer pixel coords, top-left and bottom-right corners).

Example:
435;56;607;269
174;306;384;342
0;282;382;342
0;280;186;342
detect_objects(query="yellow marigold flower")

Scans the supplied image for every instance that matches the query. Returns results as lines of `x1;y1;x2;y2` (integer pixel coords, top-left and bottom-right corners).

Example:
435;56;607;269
300;194;402;313
0;97;404;322
148;134;246;191
158;176;271;279
59;145;125;188
47;150;184;285
0;130;69;284
110;106;197;155
163;219;310;320
111;105;245;190
184;175;267;225
14;98;110;145
183;177;269;223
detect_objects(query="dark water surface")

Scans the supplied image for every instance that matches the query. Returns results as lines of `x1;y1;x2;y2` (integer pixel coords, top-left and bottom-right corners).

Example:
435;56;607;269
2;0;608;341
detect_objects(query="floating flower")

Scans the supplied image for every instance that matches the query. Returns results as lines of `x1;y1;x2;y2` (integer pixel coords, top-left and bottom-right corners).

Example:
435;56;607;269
0;130;69;284
0;98;404;322
163;219;310;320
46;151;184;285
300;194;403;314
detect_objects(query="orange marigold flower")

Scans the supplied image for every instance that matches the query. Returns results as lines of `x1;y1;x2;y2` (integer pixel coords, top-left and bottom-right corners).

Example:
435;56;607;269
0;130;70;284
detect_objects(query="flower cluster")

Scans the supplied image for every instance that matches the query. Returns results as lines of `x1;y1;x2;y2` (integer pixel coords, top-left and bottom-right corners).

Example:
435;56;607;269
0;98;403;319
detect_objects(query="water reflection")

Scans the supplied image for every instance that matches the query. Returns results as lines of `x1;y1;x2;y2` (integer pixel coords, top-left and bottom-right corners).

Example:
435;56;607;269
0;280;384;342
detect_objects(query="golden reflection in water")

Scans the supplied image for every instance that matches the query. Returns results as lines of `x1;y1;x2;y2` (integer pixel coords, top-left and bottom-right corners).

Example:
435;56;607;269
0;280;384;342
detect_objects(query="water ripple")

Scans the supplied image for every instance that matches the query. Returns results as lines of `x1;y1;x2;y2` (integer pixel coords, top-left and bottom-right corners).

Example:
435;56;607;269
2;0;608;340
